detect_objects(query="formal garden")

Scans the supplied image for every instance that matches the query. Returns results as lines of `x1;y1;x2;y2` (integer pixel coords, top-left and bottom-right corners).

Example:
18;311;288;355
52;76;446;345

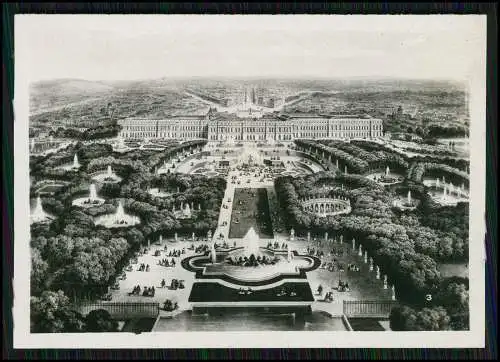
29;135;470;332
273;139;470;331
29;139;231;333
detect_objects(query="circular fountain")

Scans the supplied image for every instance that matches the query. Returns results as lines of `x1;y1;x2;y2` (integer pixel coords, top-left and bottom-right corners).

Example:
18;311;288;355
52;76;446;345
366;165;403;185
182;227;320;283
113;135;129;152
91;165;122;183
392;190;419;210
182;227;321;315
94;200;140;228
427;182;469;206
72;184;105;208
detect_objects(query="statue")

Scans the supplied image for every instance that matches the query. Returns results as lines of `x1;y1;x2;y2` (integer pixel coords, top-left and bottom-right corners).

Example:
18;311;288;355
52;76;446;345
211;242;217;263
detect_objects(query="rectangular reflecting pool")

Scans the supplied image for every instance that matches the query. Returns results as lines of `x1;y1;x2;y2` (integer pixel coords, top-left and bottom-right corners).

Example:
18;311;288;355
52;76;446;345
153;309;348;331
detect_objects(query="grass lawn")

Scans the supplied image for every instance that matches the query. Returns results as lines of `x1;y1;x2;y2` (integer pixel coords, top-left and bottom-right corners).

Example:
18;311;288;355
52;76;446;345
189;282;314;302
228;188;274;239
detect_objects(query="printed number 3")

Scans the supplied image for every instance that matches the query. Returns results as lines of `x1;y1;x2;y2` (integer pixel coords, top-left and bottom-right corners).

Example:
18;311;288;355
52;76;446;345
426;294;432;301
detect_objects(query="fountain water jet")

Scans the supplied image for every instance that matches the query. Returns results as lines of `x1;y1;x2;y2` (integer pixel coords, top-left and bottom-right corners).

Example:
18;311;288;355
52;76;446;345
442;185;447;199
115;201;125;223
89;184;98;200
243;227;260;256
183;203;192;218
73;154;80;168
31;195;49;223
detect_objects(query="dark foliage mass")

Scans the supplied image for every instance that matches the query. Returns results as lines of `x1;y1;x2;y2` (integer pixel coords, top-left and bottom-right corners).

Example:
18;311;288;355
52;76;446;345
274;140;469;330
49;122;123;140
30;291;119;333
30;136;469;332
29;139;227;332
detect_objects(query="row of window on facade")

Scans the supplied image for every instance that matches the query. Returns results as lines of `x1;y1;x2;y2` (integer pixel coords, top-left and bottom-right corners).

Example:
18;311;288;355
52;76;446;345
209;134;294;141
122;130;382;138
124;126;203;131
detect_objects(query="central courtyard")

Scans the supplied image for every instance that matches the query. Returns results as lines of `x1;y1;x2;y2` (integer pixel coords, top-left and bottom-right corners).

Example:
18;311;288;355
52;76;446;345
228;188;274;239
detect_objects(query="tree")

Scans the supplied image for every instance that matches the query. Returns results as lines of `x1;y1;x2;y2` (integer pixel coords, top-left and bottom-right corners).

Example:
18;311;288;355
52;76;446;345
390;305;451;331
31;290;85;333
434;279;469;330
389;305;417;331
85;309;119;332
31;248;49;293
414;307;451;331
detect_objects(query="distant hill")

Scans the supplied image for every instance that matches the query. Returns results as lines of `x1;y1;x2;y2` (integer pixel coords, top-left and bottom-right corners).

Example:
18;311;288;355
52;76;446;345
30;79;116;114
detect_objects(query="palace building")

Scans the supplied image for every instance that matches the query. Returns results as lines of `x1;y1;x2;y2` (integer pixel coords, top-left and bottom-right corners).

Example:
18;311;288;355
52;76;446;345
118;108;383;141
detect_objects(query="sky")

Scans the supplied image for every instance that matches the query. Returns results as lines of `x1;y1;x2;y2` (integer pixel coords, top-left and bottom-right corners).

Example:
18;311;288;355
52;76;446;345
16;15;486;82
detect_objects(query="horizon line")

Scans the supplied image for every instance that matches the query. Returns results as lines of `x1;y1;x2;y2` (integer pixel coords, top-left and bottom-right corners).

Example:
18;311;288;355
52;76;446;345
30;76;467;84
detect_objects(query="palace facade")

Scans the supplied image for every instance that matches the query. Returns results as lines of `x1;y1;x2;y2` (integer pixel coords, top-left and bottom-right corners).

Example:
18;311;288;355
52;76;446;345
118;109;383;141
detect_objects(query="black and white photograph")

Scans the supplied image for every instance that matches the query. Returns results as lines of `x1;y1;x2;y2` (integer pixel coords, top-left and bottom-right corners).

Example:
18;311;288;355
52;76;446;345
14;14;486;348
